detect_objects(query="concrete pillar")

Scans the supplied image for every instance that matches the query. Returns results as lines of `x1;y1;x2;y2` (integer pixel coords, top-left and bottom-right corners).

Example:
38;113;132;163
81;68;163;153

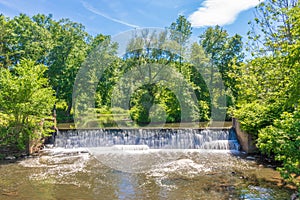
232;118;258;153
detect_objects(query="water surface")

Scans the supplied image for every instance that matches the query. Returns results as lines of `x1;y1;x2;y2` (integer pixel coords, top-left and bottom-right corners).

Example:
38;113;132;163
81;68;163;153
0;148;292;200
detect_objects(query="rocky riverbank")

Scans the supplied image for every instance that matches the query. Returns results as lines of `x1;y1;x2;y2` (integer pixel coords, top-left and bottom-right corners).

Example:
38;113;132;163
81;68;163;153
0;145;36;162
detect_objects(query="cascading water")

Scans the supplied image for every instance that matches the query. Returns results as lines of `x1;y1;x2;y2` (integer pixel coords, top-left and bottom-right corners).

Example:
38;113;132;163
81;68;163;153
54;128;240;151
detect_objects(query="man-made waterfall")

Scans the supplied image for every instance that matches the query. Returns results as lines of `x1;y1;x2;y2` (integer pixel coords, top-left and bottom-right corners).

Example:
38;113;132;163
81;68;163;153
54;128;240;151
3;128;289;199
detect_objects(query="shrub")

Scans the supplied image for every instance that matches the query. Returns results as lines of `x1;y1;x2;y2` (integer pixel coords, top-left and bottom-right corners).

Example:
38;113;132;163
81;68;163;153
257;108;300;189
0;59;56;151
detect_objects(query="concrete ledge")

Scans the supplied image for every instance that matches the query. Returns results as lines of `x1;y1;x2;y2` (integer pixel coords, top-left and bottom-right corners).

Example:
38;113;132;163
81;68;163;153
232;118;258;153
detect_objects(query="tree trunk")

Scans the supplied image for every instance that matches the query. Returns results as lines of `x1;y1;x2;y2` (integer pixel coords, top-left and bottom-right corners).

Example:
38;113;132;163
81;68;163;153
66;102;72;122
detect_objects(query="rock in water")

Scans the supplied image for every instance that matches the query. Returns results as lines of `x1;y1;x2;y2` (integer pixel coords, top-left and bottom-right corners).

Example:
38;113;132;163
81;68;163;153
4;155;16;160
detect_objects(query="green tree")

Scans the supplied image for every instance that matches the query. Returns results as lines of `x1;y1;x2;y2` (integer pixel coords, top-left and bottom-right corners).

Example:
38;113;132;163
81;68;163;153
247;0;297;55
0;59;56;150
189;42;211;114
169;15;192;71
10;14;51;64
47;19;90;119
169;15;192;48
199;26;244;94
234;1;300;189
117;29;200;124
72;34;121;127
0;14;13;68
91;34;121;107
0;14;52;68
198;26;244;120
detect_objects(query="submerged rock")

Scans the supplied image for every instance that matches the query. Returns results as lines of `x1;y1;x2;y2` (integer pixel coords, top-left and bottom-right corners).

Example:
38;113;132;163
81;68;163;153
291;192;299;200
246;156;256;160
44;144;54;148
4;155;16;160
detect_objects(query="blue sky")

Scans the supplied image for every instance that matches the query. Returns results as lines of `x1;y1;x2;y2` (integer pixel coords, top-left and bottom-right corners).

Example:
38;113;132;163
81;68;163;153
0;0;262;39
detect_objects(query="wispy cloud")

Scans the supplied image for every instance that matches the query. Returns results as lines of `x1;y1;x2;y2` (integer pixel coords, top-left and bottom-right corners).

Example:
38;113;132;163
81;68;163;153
0;0;22;16
81;1;139;28
188;0;262;27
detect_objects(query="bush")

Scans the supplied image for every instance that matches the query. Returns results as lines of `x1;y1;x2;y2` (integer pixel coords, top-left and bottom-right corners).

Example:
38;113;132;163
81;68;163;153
76;107;130;128
0;59;56;151
198;100;210;121
233;101;283;135
55;100;73;123
257;108;300;189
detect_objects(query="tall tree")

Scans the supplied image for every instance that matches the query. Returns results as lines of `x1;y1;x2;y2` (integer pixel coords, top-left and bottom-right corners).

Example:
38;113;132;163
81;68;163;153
0;14;52;68
169;15;192;47
198;26;244;120
47;19;90;118
169;15;192;71
118;29;200;124
199;26;244;92
91;34;120;107
0;14;13;68
199;26;227;89
247;0;298;55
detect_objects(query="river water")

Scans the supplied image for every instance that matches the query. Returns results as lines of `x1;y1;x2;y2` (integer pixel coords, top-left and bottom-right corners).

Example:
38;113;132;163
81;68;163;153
0;147;293;200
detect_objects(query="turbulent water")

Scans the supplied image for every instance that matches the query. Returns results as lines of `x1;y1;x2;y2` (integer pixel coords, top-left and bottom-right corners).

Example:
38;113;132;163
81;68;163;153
0;148;293;200
0;129;293;199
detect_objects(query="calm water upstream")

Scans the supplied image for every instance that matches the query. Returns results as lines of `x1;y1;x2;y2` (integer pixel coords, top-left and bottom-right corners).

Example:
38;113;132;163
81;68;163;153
0;148;293;200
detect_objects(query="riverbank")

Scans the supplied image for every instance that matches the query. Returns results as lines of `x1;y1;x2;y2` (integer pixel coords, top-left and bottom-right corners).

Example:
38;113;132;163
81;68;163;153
0;145;24;161
0;145;41;162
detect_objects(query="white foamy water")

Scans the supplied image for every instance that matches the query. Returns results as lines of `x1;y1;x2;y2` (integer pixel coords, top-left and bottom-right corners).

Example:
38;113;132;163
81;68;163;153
86;146;244;174
149;158;211;177
55;128;240;150
145;158;212;190
112;144;150;150
19;148;91;187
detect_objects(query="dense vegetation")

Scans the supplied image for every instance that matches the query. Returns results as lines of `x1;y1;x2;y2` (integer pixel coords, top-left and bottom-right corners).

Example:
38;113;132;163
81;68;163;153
233;0;300;189
0;0;299;190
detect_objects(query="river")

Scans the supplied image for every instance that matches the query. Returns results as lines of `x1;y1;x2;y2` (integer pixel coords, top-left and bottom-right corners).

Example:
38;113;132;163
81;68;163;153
0;147;293;200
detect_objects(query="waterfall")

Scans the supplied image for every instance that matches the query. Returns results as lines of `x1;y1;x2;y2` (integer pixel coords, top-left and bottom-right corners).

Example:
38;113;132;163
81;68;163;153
54;128;240;151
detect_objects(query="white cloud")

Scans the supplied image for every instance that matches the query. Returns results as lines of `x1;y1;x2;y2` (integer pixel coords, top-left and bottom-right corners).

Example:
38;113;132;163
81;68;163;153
188;0;262;27
81;1;139;28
